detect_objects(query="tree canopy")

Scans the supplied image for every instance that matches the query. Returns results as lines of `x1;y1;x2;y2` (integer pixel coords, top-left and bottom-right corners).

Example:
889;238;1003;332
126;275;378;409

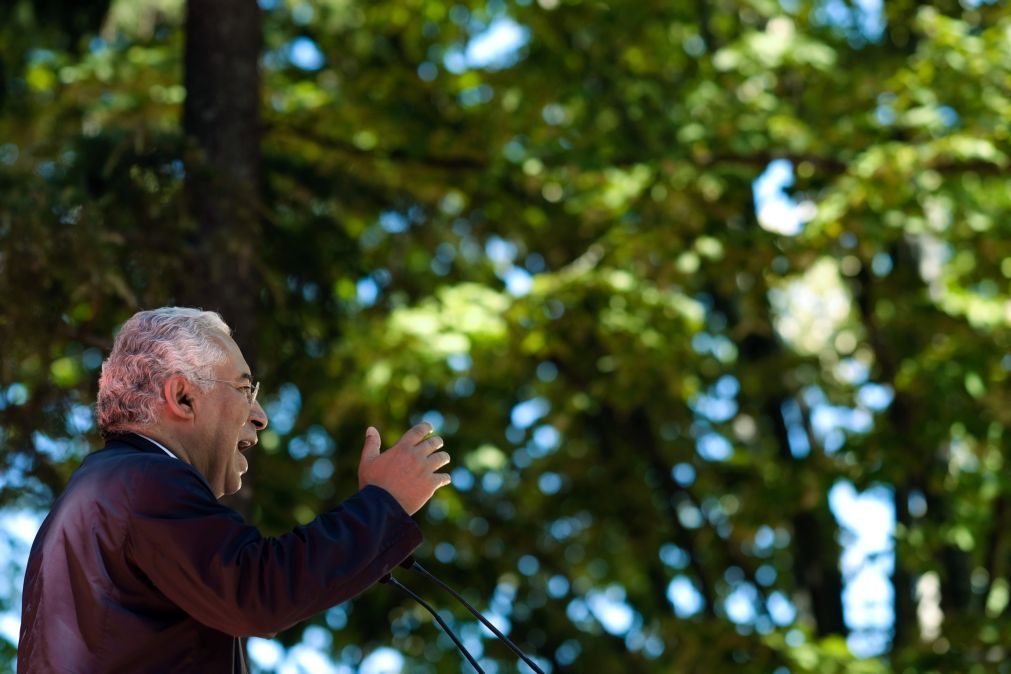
3;0;1011;672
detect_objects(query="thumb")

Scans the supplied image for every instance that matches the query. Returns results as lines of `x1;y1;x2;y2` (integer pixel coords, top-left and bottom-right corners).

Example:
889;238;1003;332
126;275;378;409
360;426;381;462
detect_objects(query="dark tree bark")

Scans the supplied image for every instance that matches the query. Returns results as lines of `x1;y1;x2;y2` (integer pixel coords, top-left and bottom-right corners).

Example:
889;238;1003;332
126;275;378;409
181;0;262;362
711;222;848;638
763;397;848;638
852;244;934;653
181;1;263;524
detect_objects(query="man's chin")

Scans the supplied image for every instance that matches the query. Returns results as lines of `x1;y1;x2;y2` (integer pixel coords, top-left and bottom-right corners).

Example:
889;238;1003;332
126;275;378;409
218;477;244;500
224;454;249;497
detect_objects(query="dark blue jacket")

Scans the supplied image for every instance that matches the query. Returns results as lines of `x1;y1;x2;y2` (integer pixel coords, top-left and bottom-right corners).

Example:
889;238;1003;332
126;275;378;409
18;433;422;673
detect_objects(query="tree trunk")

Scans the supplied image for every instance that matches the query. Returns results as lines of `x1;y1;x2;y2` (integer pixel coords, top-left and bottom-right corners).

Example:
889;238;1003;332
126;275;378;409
181;0;261;359
718;270;848;638
179;14;264;674
181;1;262;520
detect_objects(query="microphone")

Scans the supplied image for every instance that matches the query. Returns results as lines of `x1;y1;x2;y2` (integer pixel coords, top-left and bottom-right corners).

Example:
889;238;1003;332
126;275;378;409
381;569;485;673
400;556;546;674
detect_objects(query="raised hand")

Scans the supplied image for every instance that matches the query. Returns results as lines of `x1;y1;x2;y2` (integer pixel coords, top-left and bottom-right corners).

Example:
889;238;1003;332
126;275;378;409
358;422;452;515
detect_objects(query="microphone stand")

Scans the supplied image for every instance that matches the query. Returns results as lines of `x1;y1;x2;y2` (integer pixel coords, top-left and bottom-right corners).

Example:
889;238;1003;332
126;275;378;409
381;574;485;673
403;559;546;674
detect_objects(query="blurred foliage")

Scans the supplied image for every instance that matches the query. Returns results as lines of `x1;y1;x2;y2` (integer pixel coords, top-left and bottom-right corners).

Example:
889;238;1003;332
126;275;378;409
3;0;1011;672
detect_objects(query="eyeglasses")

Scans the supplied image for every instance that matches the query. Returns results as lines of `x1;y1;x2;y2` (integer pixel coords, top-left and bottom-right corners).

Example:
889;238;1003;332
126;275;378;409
197;378;260;405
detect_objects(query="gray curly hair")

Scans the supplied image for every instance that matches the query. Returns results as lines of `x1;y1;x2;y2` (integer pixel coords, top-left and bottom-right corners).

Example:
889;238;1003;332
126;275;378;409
97;307;232;437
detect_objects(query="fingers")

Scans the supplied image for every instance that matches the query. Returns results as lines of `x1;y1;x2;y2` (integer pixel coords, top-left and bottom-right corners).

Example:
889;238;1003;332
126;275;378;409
427;450;451;470
398;422;434;449
359;420;453;515
360;426;381;462
414;434;444;457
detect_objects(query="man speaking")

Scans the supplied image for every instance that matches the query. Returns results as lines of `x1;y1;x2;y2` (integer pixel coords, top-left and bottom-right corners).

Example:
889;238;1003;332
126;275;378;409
18;307;452;672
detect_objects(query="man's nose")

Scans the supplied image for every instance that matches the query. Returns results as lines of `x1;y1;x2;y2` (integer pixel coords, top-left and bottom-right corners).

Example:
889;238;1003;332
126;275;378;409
249;400;268;431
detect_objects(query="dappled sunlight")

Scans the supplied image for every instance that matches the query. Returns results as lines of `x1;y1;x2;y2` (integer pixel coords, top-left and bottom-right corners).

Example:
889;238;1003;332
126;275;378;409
4;0;1011;671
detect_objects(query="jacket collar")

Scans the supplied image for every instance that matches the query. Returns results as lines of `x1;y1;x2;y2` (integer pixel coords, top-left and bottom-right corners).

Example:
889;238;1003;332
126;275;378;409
104;431;174;456
101;431;217;498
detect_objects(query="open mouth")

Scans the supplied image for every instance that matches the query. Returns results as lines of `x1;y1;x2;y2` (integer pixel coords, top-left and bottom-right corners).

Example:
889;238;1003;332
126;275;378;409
236;439;255;476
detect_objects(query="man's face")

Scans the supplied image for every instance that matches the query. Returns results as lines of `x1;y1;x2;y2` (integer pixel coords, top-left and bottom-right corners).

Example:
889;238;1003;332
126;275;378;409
191;334;268;498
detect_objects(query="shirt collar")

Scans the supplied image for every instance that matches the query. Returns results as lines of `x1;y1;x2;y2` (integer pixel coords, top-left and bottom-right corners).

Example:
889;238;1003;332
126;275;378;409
136;433;179;460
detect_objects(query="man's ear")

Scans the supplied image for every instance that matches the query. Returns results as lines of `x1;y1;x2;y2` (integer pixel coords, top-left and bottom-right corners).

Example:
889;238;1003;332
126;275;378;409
163;375;196;421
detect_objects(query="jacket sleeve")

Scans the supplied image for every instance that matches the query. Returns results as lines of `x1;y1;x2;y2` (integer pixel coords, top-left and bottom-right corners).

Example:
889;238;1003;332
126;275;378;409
125;459;422;637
